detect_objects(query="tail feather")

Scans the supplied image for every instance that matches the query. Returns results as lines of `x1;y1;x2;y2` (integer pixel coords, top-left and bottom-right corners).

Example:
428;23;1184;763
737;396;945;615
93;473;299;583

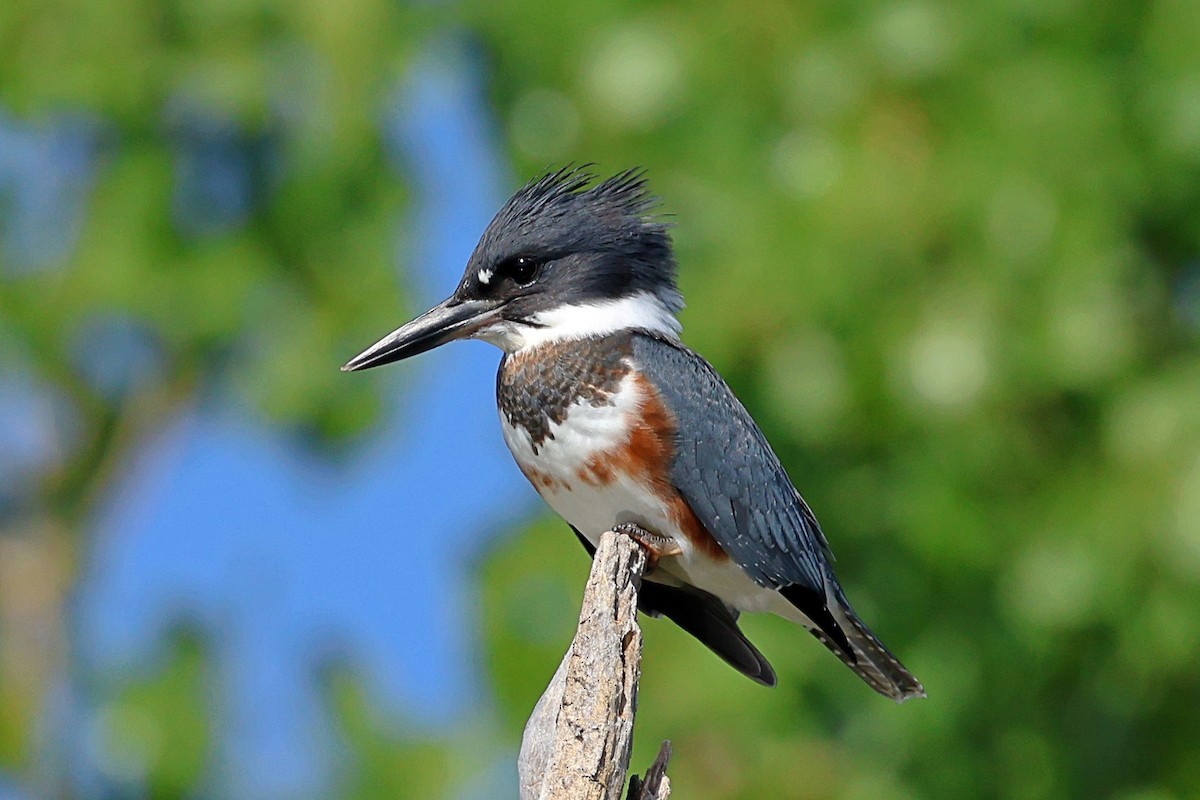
640;580;778;687
827;602;925;702
569;525;776;687
781;584;925;702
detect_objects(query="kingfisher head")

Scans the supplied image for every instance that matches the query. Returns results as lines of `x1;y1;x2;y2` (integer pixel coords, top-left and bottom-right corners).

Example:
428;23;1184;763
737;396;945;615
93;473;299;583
342;167;683;371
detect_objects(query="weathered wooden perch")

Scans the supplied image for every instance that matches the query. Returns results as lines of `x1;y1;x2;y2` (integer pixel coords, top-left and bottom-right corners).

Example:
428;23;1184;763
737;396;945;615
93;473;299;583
518;529;673;799
626;741;673;800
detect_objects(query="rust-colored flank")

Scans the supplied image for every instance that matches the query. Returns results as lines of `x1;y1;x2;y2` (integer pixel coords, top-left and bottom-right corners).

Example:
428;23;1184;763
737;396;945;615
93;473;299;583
582;373;729;562
520;464;568;493
576;458;615;487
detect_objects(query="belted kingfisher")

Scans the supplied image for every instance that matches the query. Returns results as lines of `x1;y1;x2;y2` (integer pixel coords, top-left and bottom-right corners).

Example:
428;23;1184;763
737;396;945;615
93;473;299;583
343;168;924;701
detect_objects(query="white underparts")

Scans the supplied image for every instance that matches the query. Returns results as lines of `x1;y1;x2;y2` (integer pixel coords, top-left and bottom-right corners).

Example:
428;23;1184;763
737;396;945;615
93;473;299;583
499;369;795;617
473;292;682;353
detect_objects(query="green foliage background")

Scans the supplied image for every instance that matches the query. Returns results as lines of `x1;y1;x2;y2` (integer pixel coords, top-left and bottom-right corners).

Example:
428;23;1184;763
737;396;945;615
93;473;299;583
3;0;1200;797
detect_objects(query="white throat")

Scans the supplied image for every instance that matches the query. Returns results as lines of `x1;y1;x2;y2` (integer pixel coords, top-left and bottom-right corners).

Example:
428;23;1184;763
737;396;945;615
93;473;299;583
474;292;682;353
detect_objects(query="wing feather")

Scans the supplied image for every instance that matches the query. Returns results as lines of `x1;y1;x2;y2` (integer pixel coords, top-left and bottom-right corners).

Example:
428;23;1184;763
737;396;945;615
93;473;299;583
632;334;830;593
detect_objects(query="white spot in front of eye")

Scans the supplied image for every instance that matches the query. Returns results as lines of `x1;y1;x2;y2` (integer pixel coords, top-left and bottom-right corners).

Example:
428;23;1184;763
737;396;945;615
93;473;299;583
478;268;493;285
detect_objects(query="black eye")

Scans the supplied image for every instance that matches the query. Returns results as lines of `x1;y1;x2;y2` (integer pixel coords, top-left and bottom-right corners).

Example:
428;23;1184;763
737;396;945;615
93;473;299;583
500;256;540;286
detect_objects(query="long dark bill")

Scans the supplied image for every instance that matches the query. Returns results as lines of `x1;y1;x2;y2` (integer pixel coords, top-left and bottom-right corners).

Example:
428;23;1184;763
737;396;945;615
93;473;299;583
341;297;499;372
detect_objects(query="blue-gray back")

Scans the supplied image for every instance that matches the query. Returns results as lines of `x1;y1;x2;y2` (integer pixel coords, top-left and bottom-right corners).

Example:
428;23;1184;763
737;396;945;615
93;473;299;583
632;333;832;592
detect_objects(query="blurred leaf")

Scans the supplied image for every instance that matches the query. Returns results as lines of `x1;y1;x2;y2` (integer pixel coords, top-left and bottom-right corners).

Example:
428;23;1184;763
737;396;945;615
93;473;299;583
466;0;1200;797
322;664;455;800
96;627;212;798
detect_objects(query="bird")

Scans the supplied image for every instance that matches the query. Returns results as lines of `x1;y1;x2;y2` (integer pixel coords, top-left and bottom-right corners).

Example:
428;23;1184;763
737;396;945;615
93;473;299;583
343;167;924;701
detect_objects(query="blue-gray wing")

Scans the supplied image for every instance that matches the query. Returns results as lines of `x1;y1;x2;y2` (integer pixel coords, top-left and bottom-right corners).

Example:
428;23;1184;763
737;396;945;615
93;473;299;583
632;334;832;592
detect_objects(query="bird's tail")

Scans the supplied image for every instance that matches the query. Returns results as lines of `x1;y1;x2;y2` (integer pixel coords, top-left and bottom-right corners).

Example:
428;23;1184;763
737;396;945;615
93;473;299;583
640;580;778;687
569;524;778;687
781;583;925;702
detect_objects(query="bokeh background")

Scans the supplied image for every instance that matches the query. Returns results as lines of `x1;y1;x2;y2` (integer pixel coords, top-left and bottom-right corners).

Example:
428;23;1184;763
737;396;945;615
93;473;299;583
2;1;1200;798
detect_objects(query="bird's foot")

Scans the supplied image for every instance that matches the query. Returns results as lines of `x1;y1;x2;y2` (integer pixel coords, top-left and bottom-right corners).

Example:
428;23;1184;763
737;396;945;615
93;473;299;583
612;523;683;573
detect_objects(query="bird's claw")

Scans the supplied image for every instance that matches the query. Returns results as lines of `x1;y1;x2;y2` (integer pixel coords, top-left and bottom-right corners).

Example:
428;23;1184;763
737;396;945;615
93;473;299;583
612;522;682;573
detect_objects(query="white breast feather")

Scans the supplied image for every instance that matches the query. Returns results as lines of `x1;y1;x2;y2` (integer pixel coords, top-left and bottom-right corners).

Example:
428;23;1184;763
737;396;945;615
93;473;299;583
476;292;680;353
500;370;793;616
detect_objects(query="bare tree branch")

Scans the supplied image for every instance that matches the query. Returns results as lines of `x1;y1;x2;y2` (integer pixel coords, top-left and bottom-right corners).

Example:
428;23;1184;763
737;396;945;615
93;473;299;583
518;528;672;799
627;741;673;800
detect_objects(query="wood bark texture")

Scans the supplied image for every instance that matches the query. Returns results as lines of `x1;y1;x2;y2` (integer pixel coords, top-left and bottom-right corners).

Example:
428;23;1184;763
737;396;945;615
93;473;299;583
626;741;673;800
518;529;672;799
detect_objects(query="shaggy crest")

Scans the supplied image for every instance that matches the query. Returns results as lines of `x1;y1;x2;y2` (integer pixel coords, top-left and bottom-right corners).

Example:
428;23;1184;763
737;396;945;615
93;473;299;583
468;166;683;313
